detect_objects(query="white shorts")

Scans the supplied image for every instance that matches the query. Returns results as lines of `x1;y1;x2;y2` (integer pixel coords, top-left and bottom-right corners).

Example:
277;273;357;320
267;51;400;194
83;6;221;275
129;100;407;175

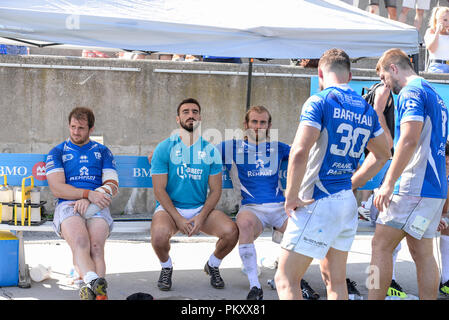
237;202;287;230
154;204;203;220
281;189;358;260
376;194;445;239
402;0;430;10
53;200;114;238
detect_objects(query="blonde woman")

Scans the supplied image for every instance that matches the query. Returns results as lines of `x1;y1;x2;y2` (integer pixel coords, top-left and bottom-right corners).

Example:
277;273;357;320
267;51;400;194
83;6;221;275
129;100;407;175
424;6;449;73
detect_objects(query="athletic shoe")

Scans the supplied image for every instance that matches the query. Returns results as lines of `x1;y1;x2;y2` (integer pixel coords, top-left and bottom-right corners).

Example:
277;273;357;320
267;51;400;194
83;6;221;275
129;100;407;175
440;280;449;295
157;267;173;291
301;279;320;300
79;277;108;300
204;262;225;289
387;279;408;299
358;205;370;221
347;278;363;300
79;284;96;300
246;286;263;300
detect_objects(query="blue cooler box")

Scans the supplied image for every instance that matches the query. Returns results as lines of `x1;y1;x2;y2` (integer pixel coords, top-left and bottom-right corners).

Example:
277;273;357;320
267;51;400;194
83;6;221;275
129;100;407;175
0;231;19;286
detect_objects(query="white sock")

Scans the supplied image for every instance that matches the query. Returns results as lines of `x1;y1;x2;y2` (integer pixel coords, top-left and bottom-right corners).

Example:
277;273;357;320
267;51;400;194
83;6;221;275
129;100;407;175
239;243;260;289
160;257;173;269
83;271;99;285
391;242;401;281
208;254;222;268
440;235;449;283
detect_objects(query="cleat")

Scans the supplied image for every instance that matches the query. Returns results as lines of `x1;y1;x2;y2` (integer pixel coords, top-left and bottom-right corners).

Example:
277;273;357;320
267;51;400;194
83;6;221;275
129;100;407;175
358;206;371;221
387;279;408;299
301;279;320;300
79;284;96;300
157;267;173;291
247;286;263;300
347;278;363;300
204;262;225;289
91;277;108;300
440;280;449;296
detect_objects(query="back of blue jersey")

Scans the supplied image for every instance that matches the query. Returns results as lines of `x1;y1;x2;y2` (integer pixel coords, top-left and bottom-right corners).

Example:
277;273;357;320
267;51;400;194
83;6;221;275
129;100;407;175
299;84;383;201
394;77;448;198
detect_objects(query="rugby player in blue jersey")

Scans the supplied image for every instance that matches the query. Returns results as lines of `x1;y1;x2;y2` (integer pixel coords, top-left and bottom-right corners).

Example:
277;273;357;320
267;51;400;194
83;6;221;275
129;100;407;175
150;98;238;291
46;107;119;300
369;48;448;300
275;48;391;300
218;106;319;300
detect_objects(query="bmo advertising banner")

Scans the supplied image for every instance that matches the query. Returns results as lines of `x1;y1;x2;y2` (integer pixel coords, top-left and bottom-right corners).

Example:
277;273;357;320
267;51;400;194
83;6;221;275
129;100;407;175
0;154;289;189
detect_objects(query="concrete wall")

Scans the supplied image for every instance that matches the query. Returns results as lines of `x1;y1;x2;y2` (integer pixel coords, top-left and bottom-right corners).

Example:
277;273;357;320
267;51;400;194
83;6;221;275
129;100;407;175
1;54;448;217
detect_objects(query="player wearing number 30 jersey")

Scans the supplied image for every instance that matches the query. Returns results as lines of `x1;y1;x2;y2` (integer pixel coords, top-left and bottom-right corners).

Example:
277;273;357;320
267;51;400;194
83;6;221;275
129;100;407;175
275;48;391;300
298;85;383;201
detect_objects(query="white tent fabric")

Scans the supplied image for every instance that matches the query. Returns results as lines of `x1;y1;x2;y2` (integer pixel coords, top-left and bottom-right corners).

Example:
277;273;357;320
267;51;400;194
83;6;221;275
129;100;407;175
0;0;419;59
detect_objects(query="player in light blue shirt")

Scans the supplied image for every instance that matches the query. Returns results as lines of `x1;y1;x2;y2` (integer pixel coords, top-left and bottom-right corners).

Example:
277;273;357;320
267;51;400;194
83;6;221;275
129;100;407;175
150;98;238;291
46;107;118;300
370;49;448;300
275;49;391;300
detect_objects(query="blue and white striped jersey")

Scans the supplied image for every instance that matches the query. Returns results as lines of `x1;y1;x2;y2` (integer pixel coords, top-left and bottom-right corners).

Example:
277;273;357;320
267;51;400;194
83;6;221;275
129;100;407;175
299;84;383;201
393;77;448;199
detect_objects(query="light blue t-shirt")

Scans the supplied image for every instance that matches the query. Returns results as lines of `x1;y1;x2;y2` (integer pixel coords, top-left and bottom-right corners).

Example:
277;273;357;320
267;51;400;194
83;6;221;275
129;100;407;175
393;77;448;198
46;139;117;203
150;134;222;209
218;139;290;205
299;84;383;201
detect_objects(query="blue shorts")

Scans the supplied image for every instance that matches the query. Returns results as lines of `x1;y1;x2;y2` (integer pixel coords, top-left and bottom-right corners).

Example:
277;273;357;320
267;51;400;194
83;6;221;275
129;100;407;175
427;63;449;74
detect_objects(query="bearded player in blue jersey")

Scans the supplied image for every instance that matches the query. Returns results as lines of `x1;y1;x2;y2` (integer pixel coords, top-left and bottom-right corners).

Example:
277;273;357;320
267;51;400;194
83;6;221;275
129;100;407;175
275;48;391;300
369;49;448;300
218;106;319;300
46;107;119;300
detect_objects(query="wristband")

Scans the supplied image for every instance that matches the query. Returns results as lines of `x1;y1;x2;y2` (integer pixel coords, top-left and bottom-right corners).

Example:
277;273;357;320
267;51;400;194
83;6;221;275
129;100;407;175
83;189;90;199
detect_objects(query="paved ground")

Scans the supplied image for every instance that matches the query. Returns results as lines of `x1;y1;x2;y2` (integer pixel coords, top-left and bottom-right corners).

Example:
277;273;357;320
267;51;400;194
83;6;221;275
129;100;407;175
0;221;448;301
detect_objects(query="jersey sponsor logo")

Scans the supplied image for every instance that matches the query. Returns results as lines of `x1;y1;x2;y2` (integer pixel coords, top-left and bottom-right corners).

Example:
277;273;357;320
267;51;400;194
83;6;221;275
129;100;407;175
80;166;89;176
176;163;203;180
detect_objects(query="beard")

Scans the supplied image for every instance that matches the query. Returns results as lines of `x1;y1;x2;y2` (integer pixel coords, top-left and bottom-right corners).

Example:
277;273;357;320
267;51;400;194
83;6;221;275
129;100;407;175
180;118;198;132
246;128;268;142
70;133;89;145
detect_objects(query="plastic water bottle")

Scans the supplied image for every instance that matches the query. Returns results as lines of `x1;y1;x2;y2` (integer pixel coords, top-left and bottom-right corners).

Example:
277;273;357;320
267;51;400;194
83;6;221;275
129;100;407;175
84;193;111;219
260;256;278;269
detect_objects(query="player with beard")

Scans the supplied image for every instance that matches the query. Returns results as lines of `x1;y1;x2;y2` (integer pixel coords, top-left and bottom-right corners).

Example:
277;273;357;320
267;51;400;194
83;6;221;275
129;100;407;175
369;49;448;300
46;107;118;300
218;106;319;300
150;98;238;291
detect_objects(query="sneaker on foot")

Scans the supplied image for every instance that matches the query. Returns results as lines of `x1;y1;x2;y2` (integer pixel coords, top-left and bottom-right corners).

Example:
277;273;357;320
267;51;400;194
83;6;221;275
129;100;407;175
247;286;263;300
91;277;108;300
204;262;225;289
387;279;408;299
358;205;371;221
440;280;449;295
157;267;173;291
301;279;320;300
79;284;96;300
347;278;363;300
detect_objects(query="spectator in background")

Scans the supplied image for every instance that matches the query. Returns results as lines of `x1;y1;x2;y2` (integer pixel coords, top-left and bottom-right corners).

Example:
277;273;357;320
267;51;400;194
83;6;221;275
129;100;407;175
399;0;431;32
203;56;242;63
424;6;449;73
369;0;398;20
